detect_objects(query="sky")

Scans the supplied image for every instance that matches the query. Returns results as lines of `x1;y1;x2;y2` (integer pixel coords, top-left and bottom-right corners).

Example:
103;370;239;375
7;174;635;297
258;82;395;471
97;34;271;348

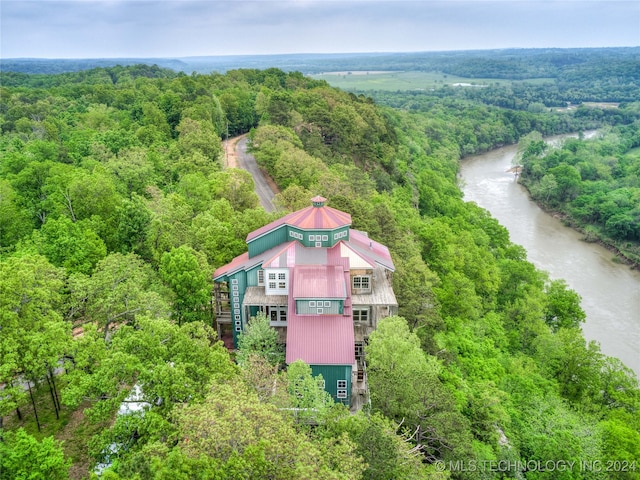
1;0;639;59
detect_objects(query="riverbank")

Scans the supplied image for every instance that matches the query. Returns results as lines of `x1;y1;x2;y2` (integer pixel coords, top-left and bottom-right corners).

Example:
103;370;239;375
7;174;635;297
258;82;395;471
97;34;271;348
460;138;640;376
519;192;640;270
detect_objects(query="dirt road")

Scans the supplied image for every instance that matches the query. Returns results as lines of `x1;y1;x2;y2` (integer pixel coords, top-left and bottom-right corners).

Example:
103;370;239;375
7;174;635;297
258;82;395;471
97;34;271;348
224;135;278;213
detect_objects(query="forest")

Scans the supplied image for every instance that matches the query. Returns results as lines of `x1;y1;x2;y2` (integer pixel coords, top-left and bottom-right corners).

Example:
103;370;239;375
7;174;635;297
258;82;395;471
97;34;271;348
516;127;640;264
0;53;639;479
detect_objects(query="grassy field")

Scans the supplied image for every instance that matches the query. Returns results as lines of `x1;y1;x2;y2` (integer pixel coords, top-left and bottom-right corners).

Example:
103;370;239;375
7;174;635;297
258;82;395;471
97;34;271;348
310;70;553;91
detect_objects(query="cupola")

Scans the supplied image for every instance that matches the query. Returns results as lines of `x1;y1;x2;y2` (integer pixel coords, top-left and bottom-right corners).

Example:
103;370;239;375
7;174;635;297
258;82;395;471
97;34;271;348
311;195;327;207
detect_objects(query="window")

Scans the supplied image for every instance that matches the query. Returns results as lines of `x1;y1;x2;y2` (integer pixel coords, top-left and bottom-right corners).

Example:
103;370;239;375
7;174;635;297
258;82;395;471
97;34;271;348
333;233;339;240
317;308;324;314
232;285;239;291
353;308;370;324
322;235;328;241
323;301;331;307
257;269;264;286
309;234;316;241
231;279;238;285
309;301;316;307
234;315;241;321
269;307;287;325
336;380;347;399
352;276;371;291
265;269;288;295
355;342;364;359
315;241;322;248
233;302;239;309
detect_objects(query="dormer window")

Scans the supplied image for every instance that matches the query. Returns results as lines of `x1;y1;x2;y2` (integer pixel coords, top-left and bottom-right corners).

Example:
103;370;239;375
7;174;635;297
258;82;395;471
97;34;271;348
265;268;288;295
352;275;371;293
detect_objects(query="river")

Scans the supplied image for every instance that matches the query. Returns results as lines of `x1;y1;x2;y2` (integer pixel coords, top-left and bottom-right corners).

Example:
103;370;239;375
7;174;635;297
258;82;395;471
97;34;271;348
460;134;640;377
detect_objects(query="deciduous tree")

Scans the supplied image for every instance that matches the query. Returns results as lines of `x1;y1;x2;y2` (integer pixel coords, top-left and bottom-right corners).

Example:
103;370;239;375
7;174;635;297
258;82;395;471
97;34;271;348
159;245;211;325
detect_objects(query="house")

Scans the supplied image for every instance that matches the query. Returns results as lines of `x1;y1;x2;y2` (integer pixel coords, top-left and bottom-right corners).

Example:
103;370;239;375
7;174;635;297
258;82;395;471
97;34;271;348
213;196;397;408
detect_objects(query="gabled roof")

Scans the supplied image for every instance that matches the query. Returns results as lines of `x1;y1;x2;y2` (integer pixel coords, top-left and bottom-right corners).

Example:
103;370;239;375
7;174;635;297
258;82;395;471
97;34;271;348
212;252;251;279
347;229;395;271
213;241;298;280
262;241;297;269
246;204;351;242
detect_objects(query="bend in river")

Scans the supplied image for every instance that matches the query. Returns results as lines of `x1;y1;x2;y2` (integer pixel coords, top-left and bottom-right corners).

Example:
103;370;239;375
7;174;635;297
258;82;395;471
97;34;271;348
460;134;640;377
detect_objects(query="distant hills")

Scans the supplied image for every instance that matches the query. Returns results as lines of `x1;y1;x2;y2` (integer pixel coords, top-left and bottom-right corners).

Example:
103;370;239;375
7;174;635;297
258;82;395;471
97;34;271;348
2;47;638;77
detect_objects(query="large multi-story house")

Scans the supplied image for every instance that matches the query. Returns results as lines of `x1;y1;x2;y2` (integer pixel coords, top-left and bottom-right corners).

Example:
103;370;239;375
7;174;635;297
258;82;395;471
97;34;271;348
213;196;397;408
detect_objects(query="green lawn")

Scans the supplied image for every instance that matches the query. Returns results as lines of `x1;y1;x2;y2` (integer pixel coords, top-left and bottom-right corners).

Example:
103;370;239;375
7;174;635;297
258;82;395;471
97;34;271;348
310;70;553;91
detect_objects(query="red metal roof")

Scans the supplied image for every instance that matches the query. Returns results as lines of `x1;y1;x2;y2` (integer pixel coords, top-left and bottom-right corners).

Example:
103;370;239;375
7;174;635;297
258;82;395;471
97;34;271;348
292;265;347;299
347;229;395;271
246;205;351;242
262;242;297;269
213;252;250;279
286;266;354;365
286;314;355;365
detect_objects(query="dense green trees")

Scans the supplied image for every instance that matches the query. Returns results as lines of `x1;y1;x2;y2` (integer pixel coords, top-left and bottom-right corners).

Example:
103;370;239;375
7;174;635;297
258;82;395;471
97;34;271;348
519;124;640;262
1;63;639;479
0;428;70;480
0;255;70;430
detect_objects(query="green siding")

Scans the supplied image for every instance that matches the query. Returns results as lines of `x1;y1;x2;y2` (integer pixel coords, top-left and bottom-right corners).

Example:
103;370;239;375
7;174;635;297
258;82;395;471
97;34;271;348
330;226;350;246
301;230;332;248
246;265;262;287
296;299;342;315
286;226;305;243
310;365;352;406
248;226;287;258
249;225;350;253
227;271;247;347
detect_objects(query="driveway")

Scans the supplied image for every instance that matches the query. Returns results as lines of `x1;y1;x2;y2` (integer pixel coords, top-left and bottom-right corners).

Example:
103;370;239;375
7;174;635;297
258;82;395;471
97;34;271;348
225;135;278;213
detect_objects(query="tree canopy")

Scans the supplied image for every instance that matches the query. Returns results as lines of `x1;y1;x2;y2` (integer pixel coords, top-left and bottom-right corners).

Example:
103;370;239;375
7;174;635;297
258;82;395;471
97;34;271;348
1;61;639;479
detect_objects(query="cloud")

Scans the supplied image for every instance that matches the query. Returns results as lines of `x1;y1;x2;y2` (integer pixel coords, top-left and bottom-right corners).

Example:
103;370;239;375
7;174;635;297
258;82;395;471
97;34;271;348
1;0;638;58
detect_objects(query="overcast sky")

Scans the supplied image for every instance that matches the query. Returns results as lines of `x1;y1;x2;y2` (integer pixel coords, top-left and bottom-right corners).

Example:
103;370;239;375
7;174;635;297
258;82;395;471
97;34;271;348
2;0;639;59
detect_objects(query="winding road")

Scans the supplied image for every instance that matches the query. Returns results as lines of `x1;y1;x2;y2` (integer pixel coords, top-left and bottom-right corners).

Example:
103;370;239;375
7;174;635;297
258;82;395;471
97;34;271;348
225;135;278;212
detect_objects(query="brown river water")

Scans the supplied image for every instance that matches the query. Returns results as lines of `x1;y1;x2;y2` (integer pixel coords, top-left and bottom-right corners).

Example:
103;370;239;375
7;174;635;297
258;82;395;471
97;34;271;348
460;134;640;377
